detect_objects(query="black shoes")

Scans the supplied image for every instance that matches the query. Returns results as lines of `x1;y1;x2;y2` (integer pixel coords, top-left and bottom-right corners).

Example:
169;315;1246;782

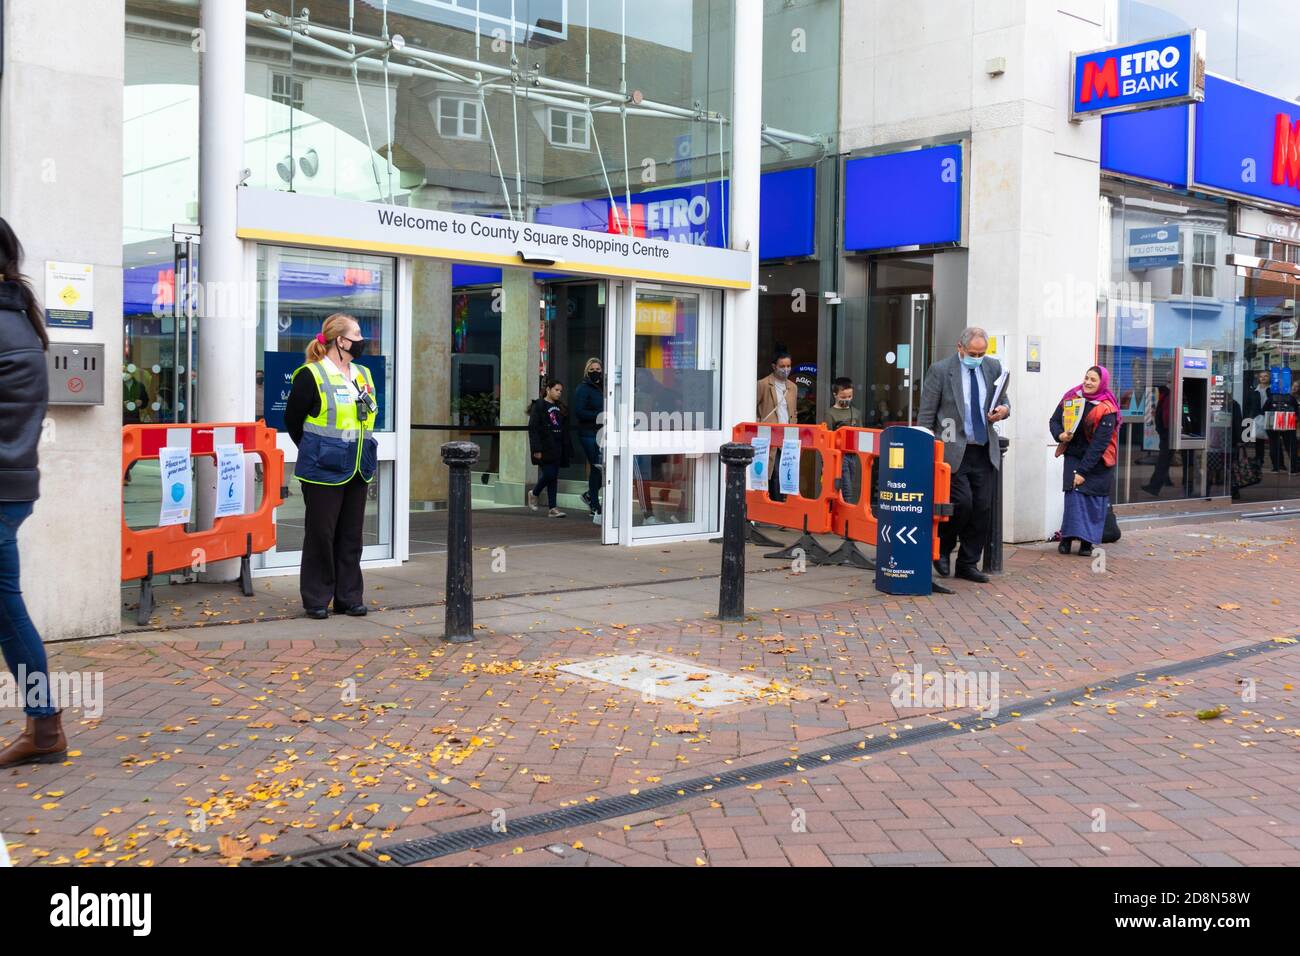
1058;538;1073;554
954;565;990;583
307;604;367;619
933;555;951;577
1078;543;1094;557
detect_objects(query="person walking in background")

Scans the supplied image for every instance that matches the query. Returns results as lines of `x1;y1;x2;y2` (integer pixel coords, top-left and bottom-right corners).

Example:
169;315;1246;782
756;348;797;502
1051;365;1119;557
916;327;1010;584
1244;370;1270;468
0;217;66;768
1141;381;1176;496
573;358;604;519
528;379;572;518
1263;381;1299;474
285;313;379;620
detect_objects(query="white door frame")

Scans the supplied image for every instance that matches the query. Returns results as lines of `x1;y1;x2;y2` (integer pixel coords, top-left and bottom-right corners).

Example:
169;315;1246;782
604;279;725;546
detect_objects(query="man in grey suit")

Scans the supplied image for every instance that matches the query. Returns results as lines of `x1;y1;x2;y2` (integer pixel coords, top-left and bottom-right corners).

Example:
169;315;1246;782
916;327;1010;583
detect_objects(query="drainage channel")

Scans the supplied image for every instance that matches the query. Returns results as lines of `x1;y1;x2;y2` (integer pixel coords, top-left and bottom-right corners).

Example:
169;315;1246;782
268;636;1295;867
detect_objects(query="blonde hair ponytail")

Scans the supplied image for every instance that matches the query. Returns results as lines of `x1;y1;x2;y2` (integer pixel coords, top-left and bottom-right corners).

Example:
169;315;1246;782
306;313;357;363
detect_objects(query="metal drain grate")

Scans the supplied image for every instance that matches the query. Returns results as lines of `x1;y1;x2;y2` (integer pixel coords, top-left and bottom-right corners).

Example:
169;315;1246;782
260;844;395;868
308;637;1298;868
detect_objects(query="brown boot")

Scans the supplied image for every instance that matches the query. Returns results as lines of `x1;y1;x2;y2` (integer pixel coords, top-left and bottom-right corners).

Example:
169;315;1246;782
0;713;67;768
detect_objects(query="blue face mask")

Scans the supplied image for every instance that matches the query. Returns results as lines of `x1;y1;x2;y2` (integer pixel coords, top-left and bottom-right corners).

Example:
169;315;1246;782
961;353;984;370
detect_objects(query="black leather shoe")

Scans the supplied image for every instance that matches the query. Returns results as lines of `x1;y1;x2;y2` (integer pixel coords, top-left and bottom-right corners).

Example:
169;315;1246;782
933;555;951;577
333;604;368;617
954;565;990;583
305;608;329;620
1077;543;1094;557
1058;538;1072;554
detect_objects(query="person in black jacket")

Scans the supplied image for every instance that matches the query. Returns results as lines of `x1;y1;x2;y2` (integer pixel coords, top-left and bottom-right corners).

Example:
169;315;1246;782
1050;365;1119;557
0;217;66;768
572;358;604;517
527;379;572;517
1243;370;1271;467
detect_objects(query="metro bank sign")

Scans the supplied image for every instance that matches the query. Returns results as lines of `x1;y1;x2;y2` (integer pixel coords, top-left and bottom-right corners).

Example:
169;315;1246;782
1071;31;1205;121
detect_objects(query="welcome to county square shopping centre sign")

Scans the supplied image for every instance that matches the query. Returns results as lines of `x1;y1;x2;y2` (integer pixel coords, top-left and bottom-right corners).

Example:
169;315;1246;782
1070;30;1206;121
236;188;753;290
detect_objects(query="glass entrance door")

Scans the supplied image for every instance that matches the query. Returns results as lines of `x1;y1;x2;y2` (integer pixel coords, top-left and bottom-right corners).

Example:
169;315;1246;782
604;282;723;543
254;245;398;569
864;257;934;427
1236;245;1300;503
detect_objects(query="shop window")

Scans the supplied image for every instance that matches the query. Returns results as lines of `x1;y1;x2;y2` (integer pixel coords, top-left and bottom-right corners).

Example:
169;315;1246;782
436;96;482;141
270;72;305;111
547;108;590;151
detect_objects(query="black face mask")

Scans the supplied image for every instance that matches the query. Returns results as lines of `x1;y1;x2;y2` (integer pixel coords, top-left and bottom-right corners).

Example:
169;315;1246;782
339;337;367;359
589;371;602;385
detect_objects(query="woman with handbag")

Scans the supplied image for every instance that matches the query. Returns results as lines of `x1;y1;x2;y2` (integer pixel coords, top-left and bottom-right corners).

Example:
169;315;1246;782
1050;365;1120;557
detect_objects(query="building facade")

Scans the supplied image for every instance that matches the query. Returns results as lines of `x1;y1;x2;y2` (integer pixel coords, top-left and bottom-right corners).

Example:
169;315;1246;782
4;0;1297;641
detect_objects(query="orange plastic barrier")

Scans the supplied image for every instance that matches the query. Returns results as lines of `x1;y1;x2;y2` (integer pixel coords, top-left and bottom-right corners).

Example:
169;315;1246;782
730;423;841;534
122;422;285;624
831;427;953;559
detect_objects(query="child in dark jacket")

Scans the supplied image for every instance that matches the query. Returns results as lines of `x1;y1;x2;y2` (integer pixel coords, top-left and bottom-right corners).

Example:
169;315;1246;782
527;379;572;517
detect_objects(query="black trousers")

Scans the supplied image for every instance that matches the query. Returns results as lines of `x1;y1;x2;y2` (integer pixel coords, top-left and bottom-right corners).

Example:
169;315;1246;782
1267;430;1297;472
299;474;369;611
940;444;995;570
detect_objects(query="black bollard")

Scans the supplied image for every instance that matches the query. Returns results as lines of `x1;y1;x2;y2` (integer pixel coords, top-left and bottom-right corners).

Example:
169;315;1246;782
718;442;755;622
441;441;480;642
982;436;1009;574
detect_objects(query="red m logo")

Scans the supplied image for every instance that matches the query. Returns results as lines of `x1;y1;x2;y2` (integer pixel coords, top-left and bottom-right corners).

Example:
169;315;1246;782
1080;58;1119;104
608;203;646;237
1272;113;1300;189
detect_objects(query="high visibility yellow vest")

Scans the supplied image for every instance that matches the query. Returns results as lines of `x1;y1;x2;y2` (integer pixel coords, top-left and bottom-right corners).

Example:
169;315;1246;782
293;361;377;486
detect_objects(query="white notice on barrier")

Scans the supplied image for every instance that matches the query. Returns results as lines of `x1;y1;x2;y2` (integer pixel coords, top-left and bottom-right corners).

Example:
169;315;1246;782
158;446;193;527
748;426;772;491
214;444;246;518
778;429;802;496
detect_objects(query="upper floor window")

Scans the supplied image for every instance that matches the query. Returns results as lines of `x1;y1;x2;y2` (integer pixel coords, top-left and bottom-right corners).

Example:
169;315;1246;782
1171;231;1217;298
270;72;305;111
436;96;482;141
547;107;590;150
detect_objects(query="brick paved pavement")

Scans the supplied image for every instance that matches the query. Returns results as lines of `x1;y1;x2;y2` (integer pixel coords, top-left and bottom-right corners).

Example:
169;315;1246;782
1;517;1296;867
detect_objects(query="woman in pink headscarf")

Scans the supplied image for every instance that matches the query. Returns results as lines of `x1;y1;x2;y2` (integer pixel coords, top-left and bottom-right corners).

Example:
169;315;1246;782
1049;365;1119;556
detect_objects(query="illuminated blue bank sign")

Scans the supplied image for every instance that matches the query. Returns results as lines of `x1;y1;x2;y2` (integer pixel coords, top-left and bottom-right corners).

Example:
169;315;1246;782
1071;31;1205;121
843;144;963;253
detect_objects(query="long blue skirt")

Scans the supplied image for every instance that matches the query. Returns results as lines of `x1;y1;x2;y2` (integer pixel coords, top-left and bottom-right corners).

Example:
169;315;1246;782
1061;491;1108;545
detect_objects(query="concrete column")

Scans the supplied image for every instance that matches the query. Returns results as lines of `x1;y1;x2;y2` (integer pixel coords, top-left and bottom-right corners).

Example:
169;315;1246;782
0;0;125;639
966;1;1104;542
410;259;453;505
194;0;247;579
723;0;762;431
498;268;536;500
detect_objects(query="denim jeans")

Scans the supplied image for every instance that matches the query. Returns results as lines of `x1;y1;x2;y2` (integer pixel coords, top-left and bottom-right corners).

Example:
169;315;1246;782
579;434;602;511
0;501;56;717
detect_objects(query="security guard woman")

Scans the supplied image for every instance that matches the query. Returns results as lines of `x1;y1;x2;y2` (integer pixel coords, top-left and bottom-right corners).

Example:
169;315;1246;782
285;313;379;619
